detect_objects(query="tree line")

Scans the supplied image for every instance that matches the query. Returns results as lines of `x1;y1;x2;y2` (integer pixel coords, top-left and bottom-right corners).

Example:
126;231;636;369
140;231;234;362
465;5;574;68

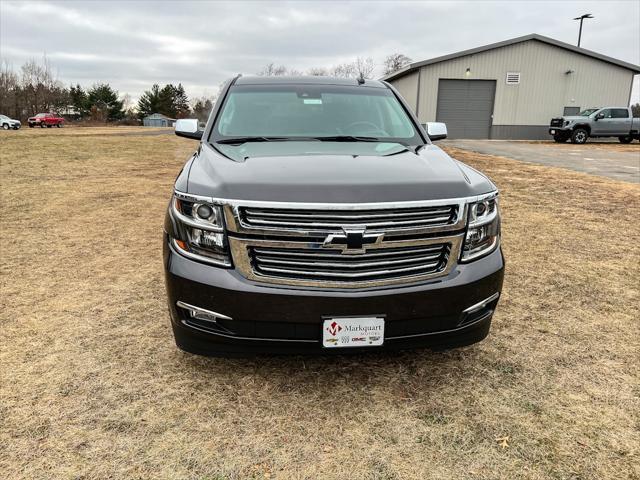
0;57;216;123
0;53;413;123
257;53;412;79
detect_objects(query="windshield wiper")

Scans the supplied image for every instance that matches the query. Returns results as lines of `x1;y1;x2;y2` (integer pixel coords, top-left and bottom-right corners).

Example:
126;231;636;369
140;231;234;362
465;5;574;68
216;136;326;145
313;135;386;143
217;136;290;144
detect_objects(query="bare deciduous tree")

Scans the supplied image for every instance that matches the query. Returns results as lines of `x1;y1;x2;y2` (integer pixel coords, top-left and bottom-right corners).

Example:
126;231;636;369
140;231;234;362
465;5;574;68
258;63;288;76
355;57;375;79
330;62;356;78
0;61;20;118
306;67;328;76
383;53;412;75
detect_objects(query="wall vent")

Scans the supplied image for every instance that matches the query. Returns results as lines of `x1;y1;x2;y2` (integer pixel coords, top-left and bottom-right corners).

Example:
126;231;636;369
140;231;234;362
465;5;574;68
506;72;521;85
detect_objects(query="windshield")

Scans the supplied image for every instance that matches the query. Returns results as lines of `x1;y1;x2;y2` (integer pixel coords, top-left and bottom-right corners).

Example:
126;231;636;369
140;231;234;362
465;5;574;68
578;108;599;116
211;84;422;145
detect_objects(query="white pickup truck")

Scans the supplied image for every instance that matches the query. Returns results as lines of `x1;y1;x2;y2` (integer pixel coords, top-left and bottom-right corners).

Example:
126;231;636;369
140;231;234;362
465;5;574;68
549;107;639;144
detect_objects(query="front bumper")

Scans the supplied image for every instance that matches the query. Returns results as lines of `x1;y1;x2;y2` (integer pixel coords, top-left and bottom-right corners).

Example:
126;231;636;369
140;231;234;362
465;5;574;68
549;127;570;135
163;237;505;356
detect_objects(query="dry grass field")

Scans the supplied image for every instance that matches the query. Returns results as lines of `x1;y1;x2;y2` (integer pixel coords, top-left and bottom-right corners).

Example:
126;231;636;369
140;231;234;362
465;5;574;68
1;128;639;480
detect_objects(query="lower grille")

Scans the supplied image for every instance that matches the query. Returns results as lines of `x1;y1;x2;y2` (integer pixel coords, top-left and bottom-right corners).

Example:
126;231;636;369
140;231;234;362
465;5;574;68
249;244;450;283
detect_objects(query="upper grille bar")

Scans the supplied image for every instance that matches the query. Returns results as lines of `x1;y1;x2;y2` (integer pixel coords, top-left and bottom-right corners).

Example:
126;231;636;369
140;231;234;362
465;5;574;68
225;202;467;237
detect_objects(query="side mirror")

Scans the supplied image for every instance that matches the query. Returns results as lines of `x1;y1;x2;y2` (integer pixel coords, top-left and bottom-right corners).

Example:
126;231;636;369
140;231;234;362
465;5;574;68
595;113;605;121
425;122;447;141
175;119;203;140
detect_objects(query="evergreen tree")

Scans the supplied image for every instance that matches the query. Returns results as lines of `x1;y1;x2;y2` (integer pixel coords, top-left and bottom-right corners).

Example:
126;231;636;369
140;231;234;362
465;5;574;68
137;84;162;118
87;83;124;121
138;83;191;119
69;84;89;117
159;84;177;117
173;83;190;118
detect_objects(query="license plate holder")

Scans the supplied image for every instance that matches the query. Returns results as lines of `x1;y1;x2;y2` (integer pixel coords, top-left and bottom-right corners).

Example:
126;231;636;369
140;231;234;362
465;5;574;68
322;316;385;348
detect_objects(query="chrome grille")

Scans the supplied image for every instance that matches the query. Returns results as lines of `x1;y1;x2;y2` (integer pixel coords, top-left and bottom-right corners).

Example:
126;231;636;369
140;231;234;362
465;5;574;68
249;244;449;282
222;198;473;288
232;204;461;236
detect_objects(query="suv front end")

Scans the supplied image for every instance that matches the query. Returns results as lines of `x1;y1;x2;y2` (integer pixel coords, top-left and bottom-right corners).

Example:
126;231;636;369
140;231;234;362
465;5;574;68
163;76;504;356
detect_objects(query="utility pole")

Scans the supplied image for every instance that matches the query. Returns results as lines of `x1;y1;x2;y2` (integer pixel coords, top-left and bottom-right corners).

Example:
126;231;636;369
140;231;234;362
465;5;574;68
573;14;594;47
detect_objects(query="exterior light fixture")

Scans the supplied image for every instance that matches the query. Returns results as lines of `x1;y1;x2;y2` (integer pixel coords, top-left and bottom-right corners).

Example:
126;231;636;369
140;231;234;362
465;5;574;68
565;69;575;75
573;13;594;47
465;68;471;77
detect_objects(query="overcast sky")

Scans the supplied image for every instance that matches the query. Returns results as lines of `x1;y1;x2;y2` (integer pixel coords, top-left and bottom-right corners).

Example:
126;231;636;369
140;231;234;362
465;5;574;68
1;0;639;104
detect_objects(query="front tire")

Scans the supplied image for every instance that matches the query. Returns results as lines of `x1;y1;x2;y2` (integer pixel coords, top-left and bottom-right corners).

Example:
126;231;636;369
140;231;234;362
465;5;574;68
40;123;45;128
618;135;633;144
571;129;588;144
56;123;62;128
2;123;9;130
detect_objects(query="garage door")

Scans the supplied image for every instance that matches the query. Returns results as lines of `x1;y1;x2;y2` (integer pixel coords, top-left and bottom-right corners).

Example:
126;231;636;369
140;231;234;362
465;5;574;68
436;79;496;139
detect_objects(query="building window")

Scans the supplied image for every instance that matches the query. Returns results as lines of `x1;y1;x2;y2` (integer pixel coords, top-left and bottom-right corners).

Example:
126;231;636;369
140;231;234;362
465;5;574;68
505;72;520;85
563;106;580;116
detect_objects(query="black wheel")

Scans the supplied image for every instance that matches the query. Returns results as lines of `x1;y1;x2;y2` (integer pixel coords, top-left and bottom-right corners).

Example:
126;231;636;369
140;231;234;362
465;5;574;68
40;123;45;128
571;129;588;144
2;123;9;130
56;123;62;128
618;136;633;144
553;134;568;143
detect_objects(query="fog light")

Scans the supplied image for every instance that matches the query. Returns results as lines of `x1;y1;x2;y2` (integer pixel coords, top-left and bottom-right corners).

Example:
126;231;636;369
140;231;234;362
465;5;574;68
176;301;232;323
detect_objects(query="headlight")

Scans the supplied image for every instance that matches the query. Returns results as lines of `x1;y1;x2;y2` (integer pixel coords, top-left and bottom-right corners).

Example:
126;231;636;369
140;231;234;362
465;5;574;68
461;193;500;262
170;193;231;267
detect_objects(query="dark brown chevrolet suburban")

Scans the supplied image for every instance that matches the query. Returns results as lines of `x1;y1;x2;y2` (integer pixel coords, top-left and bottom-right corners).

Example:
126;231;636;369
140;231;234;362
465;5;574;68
163;76;504;356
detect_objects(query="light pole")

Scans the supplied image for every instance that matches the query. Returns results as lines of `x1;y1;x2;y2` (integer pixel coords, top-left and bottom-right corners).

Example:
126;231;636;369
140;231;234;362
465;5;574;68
573;14;594;47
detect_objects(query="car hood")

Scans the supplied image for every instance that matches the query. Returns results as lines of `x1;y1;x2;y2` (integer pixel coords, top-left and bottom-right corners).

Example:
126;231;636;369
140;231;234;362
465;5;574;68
185;141;496;203
561;116;589;122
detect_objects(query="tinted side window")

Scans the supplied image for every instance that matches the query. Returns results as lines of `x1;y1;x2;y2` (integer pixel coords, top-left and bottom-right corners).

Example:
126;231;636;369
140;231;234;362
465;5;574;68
599;109;612;118
611;109;629;118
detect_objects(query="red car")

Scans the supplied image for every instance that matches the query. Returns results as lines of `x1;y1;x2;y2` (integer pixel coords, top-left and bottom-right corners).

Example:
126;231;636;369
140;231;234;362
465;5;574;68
28;113;64;128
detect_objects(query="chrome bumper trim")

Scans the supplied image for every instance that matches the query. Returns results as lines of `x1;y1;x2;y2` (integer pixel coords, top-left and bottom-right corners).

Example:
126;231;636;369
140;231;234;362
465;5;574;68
462;292;500;314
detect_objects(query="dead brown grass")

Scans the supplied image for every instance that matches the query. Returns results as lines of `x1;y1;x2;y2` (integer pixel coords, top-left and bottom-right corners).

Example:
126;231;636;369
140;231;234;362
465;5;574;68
3;126;171;137
1;128;639;479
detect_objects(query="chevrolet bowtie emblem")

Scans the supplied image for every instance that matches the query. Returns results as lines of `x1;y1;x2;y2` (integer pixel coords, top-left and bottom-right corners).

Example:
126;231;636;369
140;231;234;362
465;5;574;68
322;228;385;254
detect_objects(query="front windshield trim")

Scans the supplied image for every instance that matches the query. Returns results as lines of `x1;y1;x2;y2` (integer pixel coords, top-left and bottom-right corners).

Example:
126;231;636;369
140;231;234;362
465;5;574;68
209;83;425;148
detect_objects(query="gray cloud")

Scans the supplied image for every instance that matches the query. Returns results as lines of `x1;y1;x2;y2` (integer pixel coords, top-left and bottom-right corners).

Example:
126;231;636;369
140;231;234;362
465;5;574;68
1;0;638;103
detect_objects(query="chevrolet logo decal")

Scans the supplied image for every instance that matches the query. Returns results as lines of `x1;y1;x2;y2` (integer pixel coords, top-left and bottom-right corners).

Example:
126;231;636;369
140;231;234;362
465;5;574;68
322;228;385;254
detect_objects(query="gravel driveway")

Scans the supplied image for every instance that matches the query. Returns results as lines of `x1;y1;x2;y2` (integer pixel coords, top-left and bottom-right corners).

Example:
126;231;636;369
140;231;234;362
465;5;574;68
442;139;640;183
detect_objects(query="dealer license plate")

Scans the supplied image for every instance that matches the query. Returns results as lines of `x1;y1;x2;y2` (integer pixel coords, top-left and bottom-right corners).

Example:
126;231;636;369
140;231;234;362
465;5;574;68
322;317;385;348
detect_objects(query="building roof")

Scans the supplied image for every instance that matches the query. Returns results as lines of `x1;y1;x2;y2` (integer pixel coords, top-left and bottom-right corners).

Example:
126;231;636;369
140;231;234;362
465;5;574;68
235;75;387;88
381;33;640;81
145;113;176;120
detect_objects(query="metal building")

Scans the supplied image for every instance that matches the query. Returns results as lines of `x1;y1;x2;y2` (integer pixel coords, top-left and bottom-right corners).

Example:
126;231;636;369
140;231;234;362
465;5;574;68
382;34;640;139
143;113;176;127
